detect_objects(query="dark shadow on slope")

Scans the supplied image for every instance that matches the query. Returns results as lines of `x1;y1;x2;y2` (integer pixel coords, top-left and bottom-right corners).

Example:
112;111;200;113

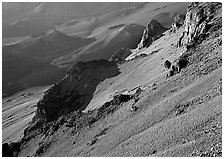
36;59;121;122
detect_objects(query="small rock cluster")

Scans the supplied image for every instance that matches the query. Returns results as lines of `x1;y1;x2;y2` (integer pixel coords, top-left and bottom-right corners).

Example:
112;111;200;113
165;55;189;78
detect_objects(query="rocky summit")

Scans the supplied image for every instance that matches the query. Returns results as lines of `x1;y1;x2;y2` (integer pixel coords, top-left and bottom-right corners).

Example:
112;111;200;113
137;19;167;49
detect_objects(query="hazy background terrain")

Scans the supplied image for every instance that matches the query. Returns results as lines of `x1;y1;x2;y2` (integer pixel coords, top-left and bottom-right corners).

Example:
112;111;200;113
2;2;189;97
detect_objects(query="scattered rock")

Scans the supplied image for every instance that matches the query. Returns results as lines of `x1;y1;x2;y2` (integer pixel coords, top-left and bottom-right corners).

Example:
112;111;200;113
87;138;98;146
131;105;138;112
167;70;175;78
166;54;189;78
35;142;51;156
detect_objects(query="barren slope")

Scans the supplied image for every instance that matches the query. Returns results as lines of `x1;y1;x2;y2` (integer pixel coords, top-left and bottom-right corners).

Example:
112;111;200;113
2;2;221;157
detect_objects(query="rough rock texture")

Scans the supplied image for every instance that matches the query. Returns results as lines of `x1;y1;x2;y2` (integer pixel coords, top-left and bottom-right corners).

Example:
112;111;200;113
171;14;185;32
137;20;167;49
109;48;132;63
178;2;222;51
35;60;120;121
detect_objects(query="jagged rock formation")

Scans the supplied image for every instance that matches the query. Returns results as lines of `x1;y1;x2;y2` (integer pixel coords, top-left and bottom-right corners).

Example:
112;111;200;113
171;14;185;32
36;60;120;121
178;2;222;51
137;20;167;49
109;48;132;63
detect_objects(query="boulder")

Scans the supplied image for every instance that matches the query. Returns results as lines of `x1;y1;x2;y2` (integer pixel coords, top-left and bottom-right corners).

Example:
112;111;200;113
167;70;175;78
164;60;172;69
176;55;189;71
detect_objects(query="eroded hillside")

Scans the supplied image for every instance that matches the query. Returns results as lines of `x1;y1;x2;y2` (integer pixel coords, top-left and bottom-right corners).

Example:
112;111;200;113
2;2;222;157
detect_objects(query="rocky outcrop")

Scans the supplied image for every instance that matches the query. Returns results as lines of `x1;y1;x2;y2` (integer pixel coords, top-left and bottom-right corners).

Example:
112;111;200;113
35;60;120;121
137;20;167;49
171;14;185;32
178;2;222;51
109;48;132;63
165;55;189;78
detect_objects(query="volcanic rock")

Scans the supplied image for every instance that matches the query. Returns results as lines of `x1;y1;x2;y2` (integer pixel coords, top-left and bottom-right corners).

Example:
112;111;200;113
178;2;222;51
171;14;185;32
137;19;167;49
36;59;120;121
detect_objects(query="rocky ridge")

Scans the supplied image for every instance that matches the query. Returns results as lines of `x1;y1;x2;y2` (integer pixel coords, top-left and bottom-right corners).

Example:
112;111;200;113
137;19;167;49
35;59;120;122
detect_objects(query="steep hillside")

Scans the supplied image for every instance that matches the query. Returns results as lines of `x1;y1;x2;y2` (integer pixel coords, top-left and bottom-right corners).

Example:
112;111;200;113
35;60;120;121
2;86;49;144
2;2;221;157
